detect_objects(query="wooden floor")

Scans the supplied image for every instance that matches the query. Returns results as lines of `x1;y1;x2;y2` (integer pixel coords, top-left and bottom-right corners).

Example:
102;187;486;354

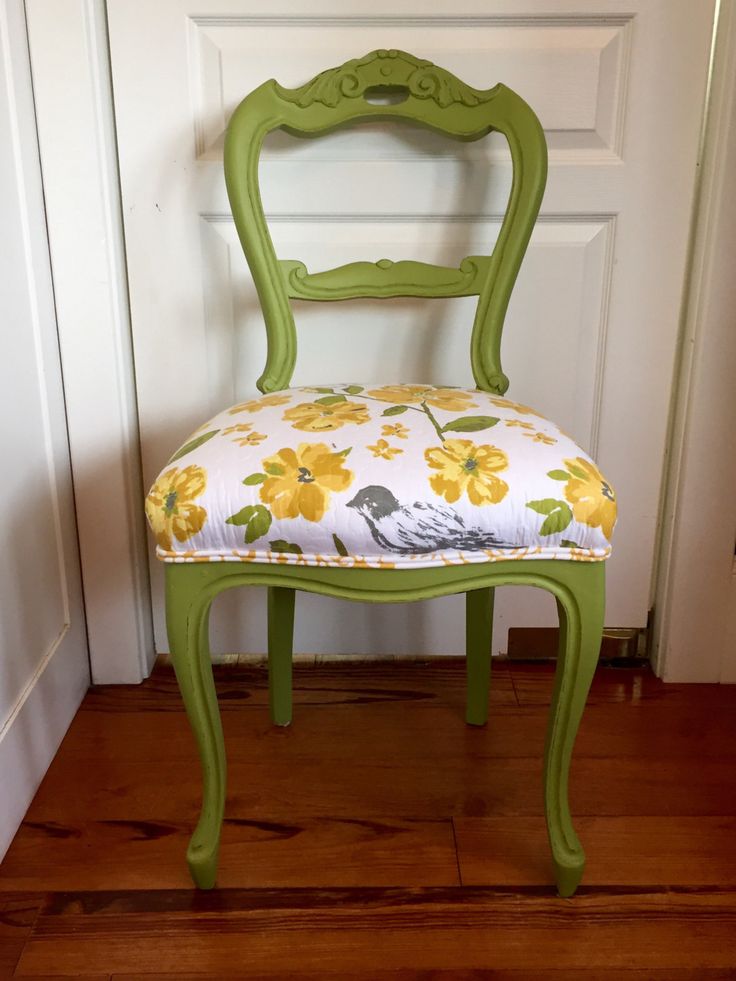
1;659;736;979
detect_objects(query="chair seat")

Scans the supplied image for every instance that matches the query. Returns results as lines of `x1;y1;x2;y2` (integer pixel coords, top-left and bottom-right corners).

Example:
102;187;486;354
145;383;616;569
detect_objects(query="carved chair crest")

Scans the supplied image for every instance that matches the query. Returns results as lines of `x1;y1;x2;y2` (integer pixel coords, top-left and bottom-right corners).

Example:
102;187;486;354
224;49;547;395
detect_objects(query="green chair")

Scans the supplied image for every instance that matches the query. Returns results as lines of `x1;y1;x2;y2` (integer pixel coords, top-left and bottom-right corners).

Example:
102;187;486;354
145;49;615;897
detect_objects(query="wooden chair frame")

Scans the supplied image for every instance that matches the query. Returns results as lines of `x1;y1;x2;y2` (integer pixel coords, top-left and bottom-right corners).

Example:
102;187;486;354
165;50;606;897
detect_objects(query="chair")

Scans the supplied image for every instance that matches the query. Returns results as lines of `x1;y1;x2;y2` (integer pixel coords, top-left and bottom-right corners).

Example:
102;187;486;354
145;49;616;896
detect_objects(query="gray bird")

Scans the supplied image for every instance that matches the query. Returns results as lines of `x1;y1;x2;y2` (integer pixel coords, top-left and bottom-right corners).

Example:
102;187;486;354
346;485;513;554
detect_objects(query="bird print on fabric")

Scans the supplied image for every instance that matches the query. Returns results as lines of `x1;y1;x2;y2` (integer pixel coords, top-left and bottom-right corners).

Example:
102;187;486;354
346;485;513;554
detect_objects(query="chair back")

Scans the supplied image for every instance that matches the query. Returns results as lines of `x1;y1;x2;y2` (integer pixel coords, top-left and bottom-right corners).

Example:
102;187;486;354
224;49;547;395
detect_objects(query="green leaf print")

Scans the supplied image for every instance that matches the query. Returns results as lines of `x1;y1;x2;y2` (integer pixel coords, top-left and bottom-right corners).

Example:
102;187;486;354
226;504;272;543
382;405;409;416
243;473;267;485
560;539;580;548
547;469;571;481
332;533;349;557
244;506;272;543
343;385;364;395
167;429;219;463
526;498;573;536
269;540;303;554
314;394;348;406
441;415;500;434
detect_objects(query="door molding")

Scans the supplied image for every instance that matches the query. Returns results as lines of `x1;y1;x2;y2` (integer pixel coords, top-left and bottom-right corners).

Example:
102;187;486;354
653;0;736;683
25;0;154;683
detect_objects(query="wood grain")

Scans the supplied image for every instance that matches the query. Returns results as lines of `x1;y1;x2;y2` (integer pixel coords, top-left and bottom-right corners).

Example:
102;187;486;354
15;887;736;975
108;973;736;981
3;661;736;977
0;894;41;977
454;816;736;887
0;817;458;891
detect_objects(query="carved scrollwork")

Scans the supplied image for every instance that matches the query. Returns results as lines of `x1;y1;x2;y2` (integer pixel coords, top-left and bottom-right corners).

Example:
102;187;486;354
280;49;499;110
279;256;490;301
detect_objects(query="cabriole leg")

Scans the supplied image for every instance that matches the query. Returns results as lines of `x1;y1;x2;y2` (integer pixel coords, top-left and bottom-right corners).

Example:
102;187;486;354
268;586;295;726
166;567;226;889
544;564;605;897
465;586;495;726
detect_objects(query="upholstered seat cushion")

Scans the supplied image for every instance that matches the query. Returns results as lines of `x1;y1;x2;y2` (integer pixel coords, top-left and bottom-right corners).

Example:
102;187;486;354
145;384;617;569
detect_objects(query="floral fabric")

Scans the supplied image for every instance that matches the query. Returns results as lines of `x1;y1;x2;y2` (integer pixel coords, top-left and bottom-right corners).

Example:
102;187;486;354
145;384;617;568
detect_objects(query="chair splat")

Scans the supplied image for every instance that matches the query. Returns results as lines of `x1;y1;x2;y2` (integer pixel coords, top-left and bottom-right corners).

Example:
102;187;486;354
280;256;491;301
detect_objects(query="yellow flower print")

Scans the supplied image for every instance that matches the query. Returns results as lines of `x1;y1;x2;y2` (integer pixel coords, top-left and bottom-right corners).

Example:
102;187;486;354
524;432;557;445
381;422;410;439
425;439;509;506
563;457;617;541
259;443;354;522
222;422;267;446
235;431;267;446
366;438;403;460
505;420;535;430
145;465;207;550
228;393;291;414
489;396;542;416
366;384;478;412
283;400;370;432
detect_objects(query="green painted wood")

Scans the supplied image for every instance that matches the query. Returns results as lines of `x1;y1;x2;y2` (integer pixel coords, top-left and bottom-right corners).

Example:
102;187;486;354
165;558;605;895
267;586;295;726
164;51;605;898
165;569;225;889
280;256;491;301
545;566;606;897
224;48;547;394
465;587;494;727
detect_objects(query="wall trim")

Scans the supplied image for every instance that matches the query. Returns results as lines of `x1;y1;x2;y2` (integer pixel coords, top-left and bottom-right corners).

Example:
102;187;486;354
0;632;88;857
653;0;736;683
25;0;154;683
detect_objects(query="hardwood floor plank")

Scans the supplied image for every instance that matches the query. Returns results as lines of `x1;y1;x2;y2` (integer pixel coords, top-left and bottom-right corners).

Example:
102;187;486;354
4;662;736;977
0;817;458;891
16;887;736;975
53;694;736;766
109;972;736;981
81;661;516;715
510;662;734;707
0;893;42;978
20;755;736;824
454;816;736;887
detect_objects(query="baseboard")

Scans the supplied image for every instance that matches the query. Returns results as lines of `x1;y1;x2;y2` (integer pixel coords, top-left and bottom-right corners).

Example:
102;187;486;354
0;630;89;860
507;626;644;661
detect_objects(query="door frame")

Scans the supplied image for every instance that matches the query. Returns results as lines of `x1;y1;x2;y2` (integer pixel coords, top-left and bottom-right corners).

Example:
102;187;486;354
25;0;154;683
652;0;736;683
25;0;734;683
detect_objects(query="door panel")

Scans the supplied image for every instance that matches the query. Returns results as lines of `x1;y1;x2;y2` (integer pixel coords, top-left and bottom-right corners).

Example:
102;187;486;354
107;0;714;654
0;0;88;857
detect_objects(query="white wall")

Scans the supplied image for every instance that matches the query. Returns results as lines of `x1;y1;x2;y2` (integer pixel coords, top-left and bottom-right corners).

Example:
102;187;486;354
0;0;89;858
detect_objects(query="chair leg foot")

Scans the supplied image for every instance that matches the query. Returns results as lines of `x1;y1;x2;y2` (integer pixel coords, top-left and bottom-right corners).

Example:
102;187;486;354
187;832;220;890
166;568;227;890
553;856;585;898
543;565;605;897
465;587;494;726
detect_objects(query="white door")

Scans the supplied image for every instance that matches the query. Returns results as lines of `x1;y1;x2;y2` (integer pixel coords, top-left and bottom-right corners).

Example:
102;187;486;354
107;0;715;656
0;0;89;857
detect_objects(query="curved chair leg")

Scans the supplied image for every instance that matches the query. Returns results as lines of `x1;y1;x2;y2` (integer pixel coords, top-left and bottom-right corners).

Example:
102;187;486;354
166;568;226;889
268;586;295;726
465;587;494;726
544;563;605;897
